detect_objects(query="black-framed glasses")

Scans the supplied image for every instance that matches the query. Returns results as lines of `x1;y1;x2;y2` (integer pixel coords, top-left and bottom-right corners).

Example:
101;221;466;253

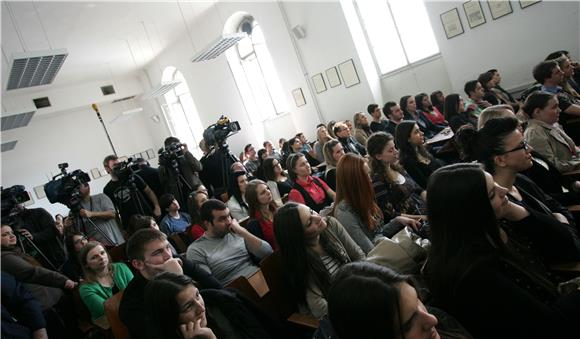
501;140;530;154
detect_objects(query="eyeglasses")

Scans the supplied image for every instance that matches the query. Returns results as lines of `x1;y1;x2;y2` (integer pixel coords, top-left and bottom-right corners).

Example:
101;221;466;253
501;140;530;154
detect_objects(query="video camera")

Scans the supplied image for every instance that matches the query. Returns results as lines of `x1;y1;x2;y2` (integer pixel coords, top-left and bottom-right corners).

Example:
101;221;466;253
1;185;31;225
203;115;241;147
44;163;90;212
158;142;185;167
112;157;141;183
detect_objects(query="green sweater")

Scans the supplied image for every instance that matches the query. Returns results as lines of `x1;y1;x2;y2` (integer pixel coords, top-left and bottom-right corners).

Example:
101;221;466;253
79;262;134;321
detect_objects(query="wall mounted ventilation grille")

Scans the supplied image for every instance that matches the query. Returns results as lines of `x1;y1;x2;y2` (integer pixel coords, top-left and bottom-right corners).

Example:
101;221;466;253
141;81;181;100
191;33;247;63
1;111;35;131
1;141;18;152
6;49;68;90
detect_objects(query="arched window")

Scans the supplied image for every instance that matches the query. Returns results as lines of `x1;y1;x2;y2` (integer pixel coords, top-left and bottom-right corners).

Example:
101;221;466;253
161;66;204;155
226;14;288;123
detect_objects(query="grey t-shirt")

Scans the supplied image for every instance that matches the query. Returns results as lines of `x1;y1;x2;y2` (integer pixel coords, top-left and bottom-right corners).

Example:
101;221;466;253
186;232;272;285
79;194;125;245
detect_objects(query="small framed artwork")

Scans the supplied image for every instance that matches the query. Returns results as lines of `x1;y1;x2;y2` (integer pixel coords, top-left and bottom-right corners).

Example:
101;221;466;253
312;73;327;94
440;8;464;39
488;0;512;20
146;148;156;159
99;168;109;177
118;156;128;163
292;88;306;107
140;152;148;159
463;1;486;28
338;59;360;88
34;185;46;199
90;168;101;179
519;0;541;9
325;66;341;88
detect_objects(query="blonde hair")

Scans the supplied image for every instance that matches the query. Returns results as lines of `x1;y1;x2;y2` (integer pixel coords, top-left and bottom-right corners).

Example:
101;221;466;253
477;105;514;130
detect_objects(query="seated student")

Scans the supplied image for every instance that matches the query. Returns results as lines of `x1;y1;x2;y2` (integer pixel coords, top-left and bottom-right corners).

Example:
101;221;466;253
226;171;250;221
523;91;580;173
352;112;372;146
533;60;580;143
333;122;367;156
332;154;421;254
144;272;280;339
187;184;210;241
322;140;345;192
430;90;445;114
463;80;492;116
546;50;580;90
128;214;179;256
78;241;133;323
287;153;335;212
444;93;478;133
368;104;389;133
119;228;222;338
382;101;405;136
479;71;502;106
313;125;332;163
296;133;322;167
400;95;441;139
555;55;580;99
366;132;427;222
186;199;272;285
159;193;192;236
1;224;76;311
274;203;364;319
415;92;447;127
61;231;88;281
254;148;268;181
395;121;444;189
262;158;292;205
324;262;472;339
457;116;580;263
423;163;580;339
244;179;278;250
487;68;520;109
243;144;260;175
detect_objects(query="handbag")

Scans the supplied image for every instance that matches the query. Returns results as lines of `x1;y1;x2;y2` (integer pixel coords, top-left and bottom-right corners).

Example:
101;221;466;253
365;227;429;274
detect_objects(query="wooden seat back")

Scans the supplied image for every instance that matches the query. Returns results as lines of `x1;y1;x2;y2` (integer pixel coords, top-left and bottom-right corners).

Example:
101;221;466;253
104;291;131;339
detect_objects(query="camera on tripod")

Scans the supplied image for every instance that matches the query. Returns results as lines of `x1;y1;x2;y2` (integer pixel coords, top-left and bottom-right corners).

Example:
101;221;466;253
158;142;185;167
44;163;91;212
112;158;141;183
1;185;31;225
203;115;241;147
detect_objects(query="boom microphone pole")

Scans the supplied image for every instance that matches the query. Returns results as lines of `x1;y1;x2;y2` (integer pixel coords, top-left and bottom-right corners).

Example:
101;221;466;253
91;103;117;156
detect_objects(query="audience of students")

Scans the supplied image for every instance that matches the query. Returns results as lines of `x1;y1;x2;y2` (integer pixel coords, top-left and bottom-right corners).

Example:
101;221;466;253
415;92;447;127
400;95;441;139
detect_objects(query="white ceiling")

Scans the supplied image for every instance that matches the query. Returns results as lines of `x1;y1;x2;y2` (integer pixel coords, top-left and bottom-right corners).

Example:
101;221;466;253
1;1;216;92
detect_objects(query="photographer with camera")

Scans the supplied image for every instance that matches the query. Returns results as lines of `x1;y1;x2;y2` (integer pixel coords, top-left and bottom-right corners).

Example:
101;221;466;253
103;155;161;231
159;136;203;209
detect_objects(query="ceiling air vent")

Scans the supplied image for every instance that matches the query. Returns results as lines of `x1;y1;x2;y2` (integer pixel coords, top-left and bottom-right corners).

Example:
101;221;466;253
191;33;247;63
141;81;181;100
1;141;18;152
33;97;51;109
111;95;136;104
1;111;35;131
101;85;116;95
6;49;68;90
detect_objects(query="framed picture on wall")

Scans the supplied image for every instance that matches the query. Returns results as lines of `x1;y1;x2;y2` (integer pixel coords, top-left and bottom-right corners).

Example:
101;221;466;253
338;59;360;88
488;0;512;20
519;0;541;9
292;88;306;107
463;1;486;28
33;185;46;199
325;66;341;88
90;168;101;179
146;148;156;159
312;73;327;94
440;8;464;39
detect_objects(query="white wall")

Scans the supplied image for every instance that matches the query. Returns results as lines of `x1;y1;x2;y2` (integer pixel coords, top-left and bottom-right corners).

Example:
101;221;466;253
425;1;580;94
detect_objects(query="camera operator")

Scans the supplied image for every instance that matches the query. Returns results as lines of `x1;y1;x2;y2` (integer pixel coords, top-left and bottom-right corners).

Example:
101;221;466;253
103;155;161;231
75;182;124;245
158;136;203;208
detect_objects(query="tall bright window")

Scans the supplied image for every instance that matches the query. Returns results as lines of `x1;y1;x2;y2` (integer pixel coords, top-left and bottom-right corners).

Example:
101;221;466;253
355;0;439;74
226;14;288;123
162;67;204;154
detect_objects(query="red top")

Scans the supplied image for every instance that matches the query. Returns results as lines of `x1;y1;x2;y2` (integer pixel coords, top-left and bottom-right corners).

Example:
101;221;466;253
420;107;447;125
188;224;205;241
254;210;277;250
288;176;331;205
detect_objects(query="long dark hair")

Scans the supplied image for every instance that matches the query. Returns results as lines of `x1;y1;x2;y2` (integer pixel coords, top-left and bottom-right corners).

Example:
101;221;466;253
415;93;432;112
228;171;248;209
144;272;196;339
187;184;208;225
366;132;403;183
424;164;505;302
328;262;415;339
395;120;431;165
273;203;348;305
65;231;86;258
263;158;285;182
399;95;413;114
431;90;444;113
443;93;461;121
245;179;277;218
455;116;519;173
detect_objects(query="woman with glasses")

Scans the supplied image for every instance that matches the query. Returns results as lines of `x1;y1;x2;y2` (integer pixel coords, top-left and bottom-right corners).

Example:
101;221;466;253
457;116;580;263
263;158;292;205
273;202;364;319
423;163;580;339
523;91;580;173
